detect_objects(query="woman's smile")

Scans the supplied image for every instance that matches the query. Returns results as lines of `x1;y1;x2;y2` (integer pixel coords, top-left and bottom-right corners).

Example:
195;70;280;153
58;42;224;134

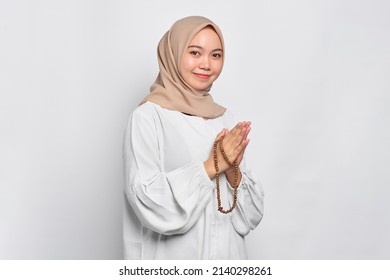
194;73;211;79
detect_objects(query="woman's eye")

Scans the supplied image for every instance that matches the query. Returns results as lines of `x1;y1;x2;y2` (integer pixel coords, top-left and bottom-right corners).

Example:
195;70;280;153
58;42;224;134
212;53;222;58
191;51;200;56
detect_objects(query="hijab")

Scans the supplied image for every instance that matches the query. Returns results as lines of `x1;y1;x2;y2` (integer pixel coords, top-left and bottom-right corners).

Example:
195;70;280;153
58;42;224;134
141;16;226;119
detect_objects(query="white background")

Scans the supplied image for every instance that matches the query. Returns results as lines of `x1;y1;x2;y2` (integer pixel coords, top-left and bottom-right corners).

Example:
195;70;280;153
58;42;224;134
1;0;389;259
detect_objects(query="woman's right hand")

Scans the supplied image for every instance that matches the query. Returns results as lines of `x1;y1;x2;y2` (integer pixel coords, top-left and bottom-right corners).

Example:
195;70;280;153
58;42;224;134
204;121;251;179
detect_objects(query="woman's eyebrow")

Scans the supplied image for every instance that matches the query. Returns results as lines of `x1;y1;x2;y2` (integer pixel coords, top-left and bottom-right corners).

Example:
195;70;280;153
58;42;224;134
188;45;203;49
188;45;223;52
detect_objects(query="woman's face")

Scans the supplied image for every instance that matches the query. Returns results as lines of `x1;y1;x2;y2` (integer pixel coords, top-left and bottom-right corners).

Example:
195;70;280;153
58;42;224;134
180;27;223;91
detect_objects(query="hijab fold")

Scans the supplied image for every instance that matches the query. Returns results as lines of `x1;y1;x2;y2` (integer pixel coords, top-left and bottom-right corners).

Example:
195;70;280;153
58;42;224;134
141;16;226;119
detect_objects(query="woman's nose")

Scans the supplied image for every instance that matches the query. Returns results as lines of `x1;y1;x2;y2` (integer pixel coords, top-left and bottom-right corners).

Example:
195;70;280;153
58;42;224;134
199;56;210;70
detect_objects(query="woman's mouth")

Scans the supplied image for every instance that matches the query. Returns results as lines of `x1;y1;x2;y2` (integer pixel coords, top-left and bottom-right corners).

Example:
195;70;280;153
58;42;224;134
194;73;211;79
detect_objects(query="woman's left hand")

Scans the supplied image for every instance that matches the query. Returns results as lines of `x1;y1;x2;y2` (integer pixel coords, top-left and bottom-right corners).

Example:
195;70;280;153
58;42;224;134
222;121;251;168
223;122;251;185
203;121;251;179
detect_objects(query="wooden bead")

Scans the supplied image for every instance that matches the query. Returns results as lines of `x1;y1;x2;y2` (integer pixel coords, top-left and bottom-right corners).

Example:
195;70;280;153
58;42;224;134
213;136;239;214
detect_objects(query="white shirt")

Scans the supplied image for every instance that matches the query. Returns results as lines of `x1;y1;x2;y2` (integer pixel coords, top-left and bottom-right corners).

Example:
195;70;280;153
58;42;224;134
123;101;264;259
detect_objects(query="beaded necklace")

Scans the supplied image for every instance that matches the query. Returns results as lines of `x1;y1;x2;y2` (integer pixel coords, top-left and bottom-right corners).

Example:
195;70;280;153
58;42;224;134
213;135;239;214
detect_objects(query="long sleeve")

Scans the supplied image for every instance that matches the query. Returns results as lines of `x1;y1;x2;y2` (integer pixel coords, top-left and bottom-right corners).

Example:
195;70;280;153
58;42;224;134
123;102;264;259
227;160;265;237
123;106;215;235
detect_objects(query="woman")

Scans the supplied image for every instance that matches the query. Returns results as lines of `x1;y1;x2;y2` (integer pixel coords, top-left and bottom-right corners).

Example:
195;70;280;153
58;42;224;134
123;16;264;259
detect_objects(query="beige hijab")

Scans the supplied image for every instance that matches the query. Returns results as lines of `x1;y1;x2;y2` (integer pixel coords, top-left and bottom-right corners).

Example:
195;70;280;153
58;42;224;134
141;16;226;119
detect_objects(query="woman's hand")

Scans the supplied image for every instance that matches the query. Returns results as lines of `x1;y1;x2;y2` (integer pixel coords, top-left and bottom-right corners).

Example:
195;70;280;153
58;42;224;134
204;121;251;179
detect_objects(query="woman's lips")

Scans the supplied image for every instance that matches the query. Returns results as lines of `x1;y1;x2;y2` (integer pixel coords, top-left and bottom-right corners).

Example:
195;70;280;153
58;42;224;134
194;73;211;79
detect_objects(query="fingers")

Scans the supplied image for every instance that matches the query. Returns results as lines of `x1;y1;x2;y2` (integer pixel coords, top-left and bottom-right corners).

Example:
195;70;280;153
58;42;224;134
233;136;250;156
212;124;251;173
215;128;227;141
234;138;250;165
243;125;251;141
224;121;252;148
218;121;251;166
